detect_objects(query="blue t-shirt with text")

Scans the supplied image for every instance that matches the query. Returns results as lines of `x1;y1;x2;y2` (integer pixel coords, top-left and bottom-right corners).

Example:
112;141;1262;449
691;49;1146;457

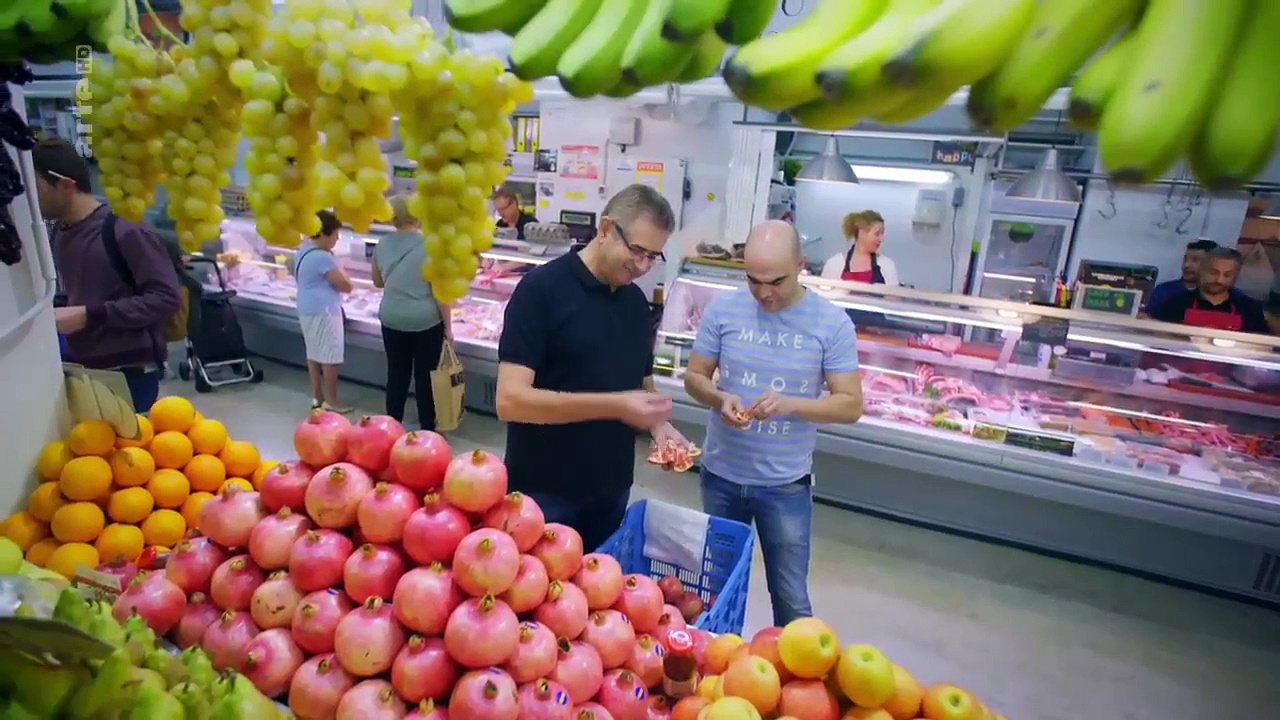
293;242;343;317
693;288;860;486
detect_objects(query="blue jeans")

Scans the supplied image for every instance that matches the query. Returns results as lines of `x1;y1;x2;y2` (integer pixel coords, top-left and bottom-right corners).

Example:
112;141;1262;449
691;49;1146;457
700;468;814;627
121;368;163;414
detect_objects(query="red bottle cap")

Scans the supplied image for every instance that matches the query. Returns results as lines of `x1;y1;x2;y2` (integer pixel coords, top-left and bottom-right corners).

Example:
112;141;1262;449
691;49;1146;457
666;630;693;654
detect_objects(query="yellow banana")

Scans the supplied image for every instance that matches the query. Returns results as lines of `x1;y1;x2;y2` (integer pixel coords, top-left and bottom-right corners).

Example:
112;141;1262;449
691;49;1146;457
882;0;1036;90
1097;0;1250;184
1065;34;1137;132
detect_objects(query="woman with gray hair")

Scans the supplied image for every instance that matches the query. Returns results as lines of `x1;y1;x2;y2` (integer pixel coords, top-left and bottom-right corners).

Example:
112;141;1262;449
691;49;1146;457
371;194;454;429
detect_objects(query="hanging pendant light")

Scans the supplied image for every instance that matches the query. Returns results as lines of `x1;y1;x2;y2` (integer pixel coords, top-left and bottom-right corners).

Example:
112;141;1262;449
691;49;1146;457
1006;147;1080;202
795;135;859;184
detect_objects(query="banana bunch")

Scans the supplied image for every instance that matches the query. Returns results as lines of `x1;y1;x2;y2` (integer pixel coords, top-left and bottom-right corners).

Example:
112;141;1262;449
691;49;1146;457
64;370;140;441
0;0;128;64
443;0;775;98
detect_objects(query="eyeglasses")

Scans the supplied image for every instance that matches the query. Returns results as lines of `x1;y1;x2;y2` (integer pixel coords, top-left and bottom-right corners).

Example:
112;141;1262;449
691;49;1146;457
610;219;665;263
42;169;73;184
494;199;515;213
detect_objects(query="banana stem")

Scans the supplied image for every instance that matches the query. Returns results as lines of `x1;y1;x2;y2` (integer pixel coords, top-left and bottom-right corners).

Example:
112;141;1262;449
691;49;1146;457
139;0;187;48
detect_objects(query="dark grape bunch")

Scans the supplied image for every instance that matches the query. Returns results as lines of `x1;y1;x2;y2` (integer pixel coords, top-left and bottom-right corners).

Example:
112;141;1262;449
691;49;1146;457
0;61;35;266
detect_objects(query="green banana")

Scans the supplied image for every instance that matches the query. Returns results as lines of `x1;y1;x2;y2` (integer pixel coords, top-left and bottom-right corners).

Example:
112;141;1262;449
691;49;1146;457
444;0;548;35
882;0;1037;89
724;0;891;111
557;0;650;98
1066;35;1137;131
663;0;734;43
715;0;775;45
507;0;605;81
969;0;1144;132
1097;0;1249;184
1188;0;1280;190
622;0;698;87
873;80;957;123
677;30;729;82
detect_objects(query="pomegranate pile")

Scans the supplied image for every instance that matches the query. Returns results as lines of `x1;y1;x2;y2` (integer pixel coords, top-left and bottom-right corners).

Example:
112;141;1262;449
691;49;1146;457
134;409;719;719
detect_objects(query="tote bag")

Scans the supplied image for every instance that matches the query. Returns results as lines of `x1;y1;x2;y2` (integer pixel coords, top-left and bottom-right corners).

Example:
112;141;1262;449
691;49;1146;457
431;341;466;432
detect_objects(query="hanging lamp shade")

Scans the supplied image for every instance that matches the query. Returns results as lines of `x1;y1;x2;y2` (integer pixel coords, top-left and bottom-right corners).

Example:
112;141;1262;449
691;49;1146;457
795;135;858;183
1006;148;1080;202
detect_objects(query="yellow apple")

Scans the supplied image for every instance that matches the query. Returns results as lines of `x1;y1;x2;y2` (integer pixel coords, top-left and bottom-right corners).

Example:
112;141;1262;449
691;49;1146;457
722;654;782;714
777;617;841;679
880;664;923;720
700;696;763;720
921;684;978;720
834;643;895;708
843;708;894;720
697;674;724;701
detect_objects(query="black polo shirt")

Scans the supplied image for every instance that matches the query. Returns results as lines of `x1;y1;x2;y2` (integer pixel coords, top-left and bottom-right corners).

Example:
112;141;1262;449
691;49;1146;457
497;212;538;240
498;252;655;496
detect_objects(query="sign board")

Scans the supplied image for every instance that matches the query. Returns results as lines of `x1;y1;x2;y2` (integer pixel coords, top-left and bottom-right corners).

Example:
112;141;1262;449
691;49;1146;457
1072;284;1140;317
931;141;977;168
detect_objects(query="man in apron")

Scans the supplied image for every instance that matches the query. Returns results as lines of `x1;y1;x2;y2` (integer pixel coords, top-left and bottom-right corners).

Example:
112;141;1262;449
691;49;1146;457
1149;247;1270;334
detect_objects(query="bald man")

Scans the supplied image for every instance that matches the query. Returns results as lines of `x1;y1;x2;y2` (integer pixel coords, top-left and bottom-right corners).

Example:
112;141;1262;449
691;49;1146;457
684;220;864;626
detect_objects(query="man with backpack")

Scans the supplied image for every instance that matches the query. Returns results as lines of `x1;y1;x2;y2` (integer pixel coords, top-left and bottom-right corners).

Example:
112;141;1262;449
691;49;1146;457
33;137;184;411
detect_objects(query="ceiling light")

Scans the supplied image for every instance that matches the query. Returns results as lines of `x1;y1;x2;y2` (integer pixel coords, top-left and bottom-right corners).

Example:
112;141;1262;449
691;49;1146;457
1005;148;1081;202
795;136;858;184
850;166;953;184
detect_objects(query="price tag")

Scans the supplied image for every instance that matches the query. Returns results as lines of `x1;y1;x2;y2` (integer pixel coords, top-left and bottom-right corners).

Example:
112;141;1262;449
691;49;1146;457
1077;285;1137;315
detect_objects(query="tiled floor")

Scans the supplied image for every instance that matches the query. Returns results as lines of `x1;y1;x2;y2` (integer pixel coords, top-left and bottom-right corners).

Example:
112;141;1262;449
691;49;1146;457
167;359;1280;719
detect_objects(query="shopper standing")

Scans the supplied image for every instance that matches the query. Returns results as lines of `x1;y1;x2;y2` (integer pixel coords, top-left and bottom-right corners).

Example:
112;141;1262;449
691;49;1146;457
684;220;864;626
497;184;690;551
32;137;182;411
820;210;900;286
294;210;354;413
372;195;452;430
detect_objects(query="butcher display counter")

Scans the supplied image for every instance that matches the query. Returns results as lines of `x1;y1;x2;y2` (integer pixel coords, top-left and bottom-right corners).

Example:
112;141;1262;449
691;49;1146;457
657;260;1280;607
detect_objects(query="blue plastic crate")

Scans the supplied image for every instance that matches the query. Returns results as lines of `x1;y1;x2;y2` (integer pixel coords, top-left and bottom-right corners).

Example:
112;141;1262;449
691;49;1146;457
597;499;754;636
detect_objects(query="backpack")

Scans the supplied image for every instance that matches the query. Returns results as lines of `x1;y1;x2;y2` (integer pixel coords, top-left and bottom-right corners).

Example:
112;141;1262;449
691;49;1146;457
100;213;191;343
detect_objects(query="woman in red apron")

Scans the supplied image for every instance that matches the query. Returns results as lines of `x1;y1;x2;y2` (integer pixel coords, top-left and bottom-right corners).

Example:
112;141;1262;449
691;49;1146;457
820;210;900;285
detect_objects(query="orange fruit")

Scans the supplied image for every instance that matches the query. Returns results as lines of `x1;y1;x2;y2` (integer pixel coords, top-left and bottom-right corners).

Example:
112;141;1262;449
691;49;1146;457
50;502;106;544
35;441;74;481
2;511;50;552
46;542;100;579
183;454;227;493
106;486;155;524
115;414;154;449
67;420;117;457
219;477;254;494
218;440;260;478
187;418;229;455
96;523;146;563
150;431;194;469
180;491;215;529
140;509;186;547
146;469;191;509
110;447;155;487
59;456;113;501
251;460;280;489
193;412;205;423
25;538;60;567
149;396;197;434
28;482;68;523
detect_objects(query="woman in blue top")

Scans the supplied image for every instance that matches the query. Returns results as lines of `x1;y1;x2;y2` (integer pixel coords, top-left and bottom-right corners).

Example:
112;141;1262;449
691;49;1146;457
372;195;453;429
294;210;354;413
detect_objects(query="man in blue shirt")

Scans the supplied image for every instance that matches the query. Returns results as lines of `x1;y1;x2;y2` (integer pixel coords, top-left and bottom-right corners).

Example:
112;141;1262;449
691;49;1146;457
683;220;864;626
1143;238;1223;313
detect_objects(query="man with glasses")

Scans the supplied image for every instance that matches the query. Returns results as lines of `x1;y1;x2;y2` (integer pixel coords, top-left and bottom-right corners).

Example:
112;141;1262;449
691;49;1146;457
493;184;537;240
683;220;864;626
496;183;691;551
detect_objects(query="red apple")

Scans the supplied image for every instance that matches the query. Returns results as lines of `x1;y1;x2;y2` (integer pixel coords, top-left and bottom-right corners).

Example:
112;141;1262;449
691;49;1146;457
921;683;978;720
778;679;841;720
749;627;793;684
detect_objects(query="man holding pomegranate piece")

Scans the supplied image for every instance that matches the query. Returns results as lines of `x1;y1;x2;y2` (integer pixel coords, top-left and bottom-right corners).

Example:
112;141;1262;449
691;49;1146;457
683;220;864;626
495;184;692;551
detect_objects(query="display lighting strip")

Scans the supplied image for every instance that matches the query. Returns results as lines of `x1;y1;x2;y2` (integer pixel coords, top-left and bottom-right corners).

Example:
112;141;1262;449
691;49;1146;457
850;166;954;185
480;250;554;266
982;272;1039;283
1063;401;1219;429
860;364;916;379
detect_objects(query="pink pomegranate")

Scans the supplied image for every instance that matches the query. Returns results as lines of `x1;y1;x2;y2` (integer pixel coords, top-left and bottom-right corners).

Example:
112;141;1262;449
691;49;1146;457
500;554;549;613
391;635;457;704
393;563;464;636
613;575;664;634
334;596;406;677
531;524;584;581
453;528;520;597
289;529;354;592
575;703;615;720
345;415;405;473
534;580;590;640
574;554;624;610
112;571;186;634
198;487;268;550
357;482;420;543
441;449;508;513
405;699;449;720
241;627;305;698
444;594;520;668
580;610;636;669
389;430;452;492
656;576;683;604
625;635;665;689
504;620;559;684
449;669;519;720
290;654;355;720
518;678;573;720
164;536;228;594
94;558;139;591
201;610;259;671
306;462;374;529
596;669;648;720
248;507;312;570
335;679;408;720
209;555;267;612
259;460;315;512
401;493;470;565
483;492;546;552
251;570;304;629
294;409;352;467
653;607;686;646
343;543;406;604
173;592;220;648
645;696;671;720
292;588;353;654
550;639;604;706
675;592;703;624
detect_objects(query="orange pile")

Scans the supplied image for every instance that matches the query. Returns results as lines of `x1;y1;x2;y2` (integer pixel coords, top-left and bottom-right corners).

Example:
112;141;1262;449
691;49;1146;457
3;395;275;579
